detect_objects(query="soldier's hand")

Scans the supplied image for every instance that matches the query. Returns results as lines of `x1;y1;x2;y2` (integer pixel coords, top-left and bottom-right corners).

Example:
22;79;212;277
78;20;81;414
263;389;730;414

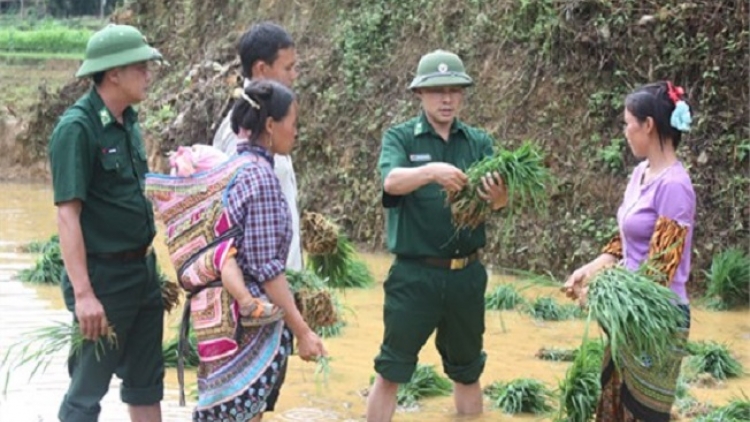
426;162;468;192
74;292;109;340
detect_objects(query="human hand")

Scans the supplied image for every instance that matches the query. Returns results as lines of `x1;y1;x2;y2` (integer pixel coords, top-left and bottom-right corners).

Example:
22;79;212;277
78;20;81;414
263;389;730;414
426;163;468;192
476;171;508;210
297;330;327;362
74;292;109;340
562;266;591;301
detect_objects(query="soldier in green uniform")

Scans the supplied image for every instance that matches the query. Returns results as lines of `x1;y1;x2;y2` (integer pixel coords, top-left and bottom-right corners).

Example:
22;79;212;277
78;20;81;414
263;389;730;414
48;24;165;422
366;50;508;422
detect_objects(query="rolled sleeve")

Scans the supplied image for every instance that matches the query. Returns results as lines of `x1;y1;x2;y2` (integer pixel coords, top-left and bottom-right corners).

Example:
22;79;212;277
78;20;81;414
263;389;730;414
48;118;93;204
226;164;291;284
378;128;409;208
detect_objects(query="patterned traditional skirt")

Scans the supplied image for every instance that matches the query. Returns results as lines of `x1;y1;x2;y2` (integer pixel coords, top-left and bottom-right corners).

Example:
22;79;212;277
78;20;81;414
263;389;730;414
595;305;690;422
193;311;292;422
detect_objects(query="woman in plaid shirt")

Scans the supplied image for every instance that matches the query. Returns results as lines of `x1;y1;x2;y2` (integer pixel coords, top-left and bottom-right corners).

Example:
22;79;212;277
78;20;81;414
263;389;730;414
194;79;326;422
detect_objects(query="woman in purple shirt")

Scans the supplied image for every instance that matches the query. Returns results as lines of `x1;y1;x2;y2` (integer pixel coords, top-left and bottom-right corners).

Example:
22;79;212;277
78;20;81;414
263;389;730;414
564;81;695;422
194;80;327;422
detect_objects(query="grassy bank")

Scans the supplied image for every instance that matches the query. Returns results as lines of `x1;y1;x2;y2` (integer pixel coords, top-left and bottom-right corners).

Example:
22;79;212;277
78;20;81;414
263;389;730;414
0;18;97;55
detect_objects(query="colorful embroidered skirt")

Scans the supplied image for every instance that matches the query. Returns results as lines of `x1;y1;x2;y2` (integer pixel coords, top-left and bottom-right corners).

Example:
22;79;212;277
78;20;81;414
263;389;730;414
595;306;690;422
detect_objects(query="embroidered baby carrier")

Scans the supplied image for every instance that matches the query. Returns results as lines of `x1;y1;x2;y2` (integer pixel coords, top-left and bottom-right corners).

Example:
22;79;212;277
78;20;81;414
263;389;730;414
144;153;264;405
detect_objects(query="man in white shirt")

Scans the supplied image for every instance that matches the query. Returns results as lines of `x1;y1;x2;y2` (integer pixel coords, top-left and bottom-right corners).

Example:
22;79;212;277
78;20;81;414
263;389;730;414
212;22;302;271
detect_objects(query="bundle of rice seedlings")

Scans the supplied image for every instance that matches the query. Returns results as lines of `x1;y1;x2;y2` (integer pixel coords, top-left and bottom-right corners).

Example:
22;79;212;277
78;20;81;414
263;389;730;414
526;296;582;321
536;347;578;362
16;235;63;285
586;266;686;367
295;289;339;331
447;142;551;230
314;356;332;386
703;248;750;310
301;211;339;255
684;341;744;381
286;269;343;334
307;233;374;289
17;234;59;253
674;375;713;419
555;338;604;422
2;321;117;394
694;395;750;422
162;329;199;369
484;378;554;415
485;284;526;310
395;364;453;407
158;269;181;313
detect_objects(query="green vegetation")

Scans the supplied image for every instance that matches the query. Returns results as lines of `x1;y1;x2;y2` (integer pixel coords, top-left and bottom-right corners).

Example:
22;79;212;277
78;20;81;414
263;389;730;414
376;364;452;407
703;248;750;310
16;234;63;285
449;142;551;230
0;21;92;54
555;338;604;422
485;378;554;415
2;321;117;394
586;266;686;367
685;341;744;381
525;296;582;321
485;283;526;311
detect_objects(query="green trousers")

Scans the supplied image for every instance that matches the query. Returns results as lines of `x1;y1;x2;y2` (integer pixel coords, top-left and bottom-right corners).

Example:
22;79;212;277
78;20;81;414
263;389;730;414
58;252;164;422
374;257;488;384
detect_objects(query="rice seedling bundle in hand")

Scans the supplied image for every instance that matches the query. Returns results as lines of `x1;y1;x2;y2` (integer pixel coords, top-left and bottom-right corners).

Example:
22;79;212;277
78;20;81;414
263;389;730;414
484;378;554;415
286;269;342;334
586;266;686;368
447;141;551;230
301;212;340;255
2;321;117;394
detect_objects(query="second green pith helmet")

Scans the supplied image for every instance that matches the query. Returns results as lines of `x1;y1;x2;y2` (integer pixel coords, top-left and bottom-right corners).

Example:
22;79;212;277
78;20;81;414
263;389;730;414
76;24;163;78
408;49;473;91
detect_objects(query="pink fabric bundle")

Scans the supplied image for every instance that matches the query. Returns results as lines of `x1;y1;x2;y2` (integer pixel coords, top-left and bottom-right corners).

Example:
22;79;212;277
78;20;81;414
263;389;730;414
169;144;229;177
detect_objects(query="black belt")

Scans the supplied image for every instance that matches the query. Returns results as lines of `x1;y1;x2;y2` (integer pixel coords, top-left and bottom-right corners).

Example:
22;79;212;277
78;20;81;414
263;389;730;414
88;245;153;262
399;252;479;270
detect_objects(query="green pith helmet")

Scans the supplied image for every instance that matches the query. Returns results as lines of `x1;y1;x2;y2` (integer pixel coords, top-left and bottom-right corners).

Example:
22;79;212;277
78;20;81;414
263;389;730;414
75;24;163;78
408;49;473;91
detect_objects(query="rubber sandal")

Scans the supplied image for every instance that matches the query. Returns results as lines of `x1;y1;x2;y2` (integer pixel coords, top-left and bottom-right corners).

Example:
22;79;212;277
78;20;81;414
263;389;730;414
239;299;284;327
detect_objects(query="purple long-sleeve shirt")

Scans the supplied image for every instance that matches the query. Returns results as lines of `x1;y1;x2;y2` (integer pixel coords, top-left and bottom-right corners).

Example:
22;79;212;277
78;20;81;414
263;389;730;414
617;160;696;304
225;143;292;296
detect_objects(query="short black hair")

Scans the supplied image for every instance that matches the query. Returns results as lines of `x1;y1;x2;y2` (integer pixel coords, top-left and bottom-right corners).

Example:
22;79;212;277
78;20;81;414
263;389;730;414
238;22;295;79
231;79;296;145
625;81;690;149
92;71;105;86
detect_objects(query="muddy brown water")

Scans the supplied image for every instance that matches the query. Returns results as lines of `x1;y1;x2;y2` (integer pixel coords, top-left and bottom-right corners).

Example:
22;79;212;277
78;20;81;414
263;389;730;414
0;182;747;421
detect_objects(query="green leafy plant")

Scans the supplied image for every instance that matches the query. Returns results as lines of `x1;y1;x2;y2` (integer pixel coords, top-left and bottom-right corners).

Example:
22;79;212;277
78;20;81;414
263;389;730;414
684;341;744;381
2;321;117;394
703;248;750;310
448;142;551;230
526;296;583;321
586;266;686;367
485;284;526;310
485;378;554;415
555;338;604;422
